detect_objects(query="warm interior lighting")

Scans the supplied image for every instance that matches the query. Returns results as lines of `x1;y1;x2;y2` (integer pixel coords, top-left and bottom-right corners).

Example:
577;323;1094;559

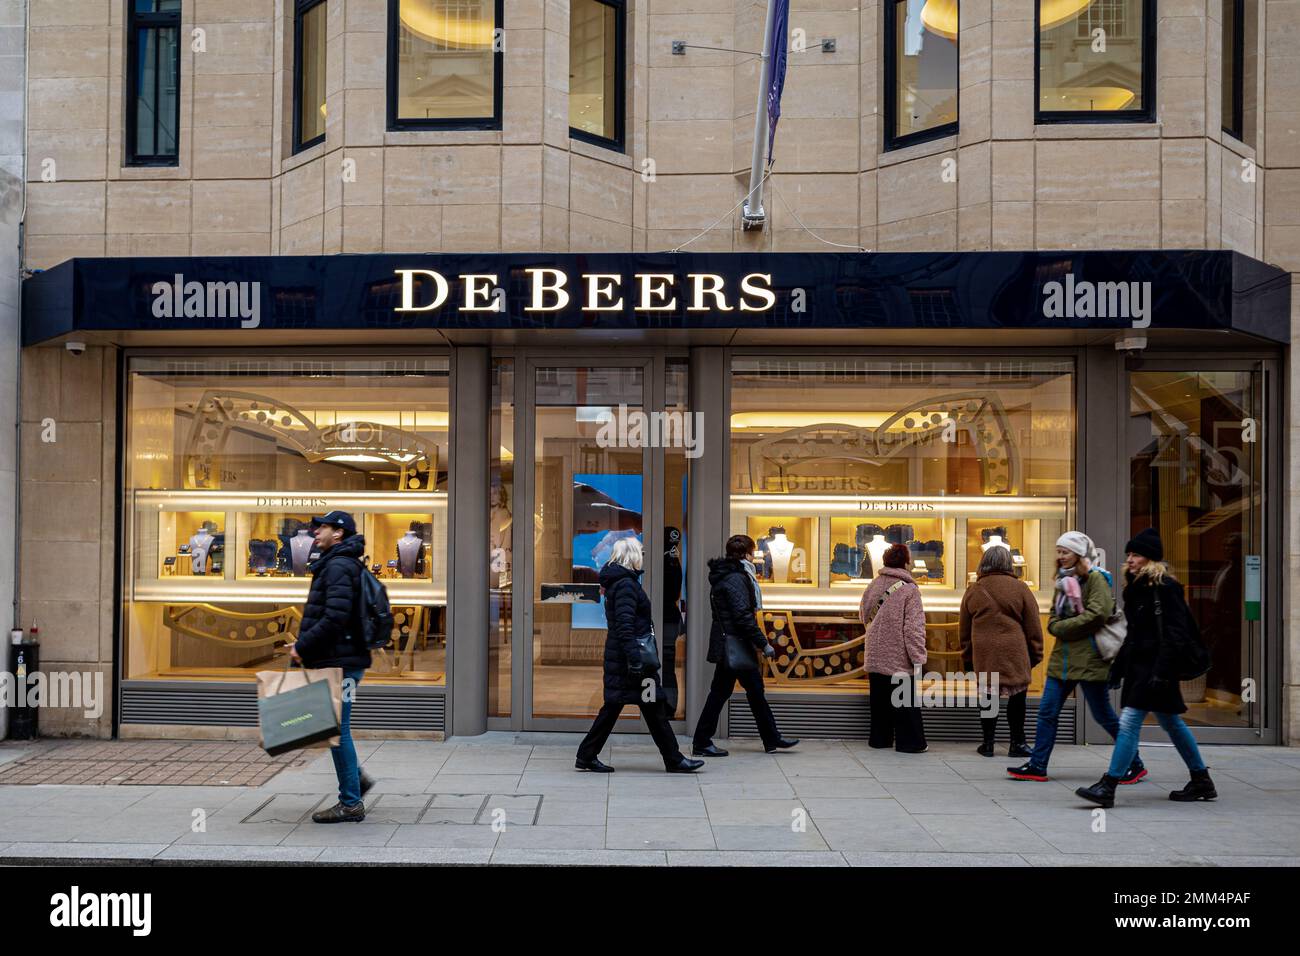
322;454;419;465
729;494;1068;520
731;411;896;430
294;410;450;429
1043;86;1136;111
400;0;494;48
135;490;447;511
1040;0;1094;30
919;0;958;40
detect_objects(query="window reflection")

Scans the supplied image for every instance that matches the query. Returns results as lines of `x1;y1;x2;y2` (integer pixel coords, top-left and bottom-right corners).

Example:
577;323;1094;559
1038;0;1147;116
570;0;621;145
394;0;498;123
890;0;959;147
296;0;328;149
1128;370;1263;728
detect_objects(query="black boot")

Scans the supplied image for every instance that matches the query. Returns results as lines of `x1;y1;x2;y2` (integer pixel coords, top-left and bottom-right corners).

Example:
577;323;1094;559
1007;740;1032;758
1169;768;1217;802
1075;774;1119;808
976;720;996;757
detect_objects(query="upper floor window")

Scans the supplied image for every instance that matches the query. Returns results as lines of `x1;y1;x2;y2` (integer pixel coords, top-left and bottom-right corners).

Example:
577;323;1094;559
569;0;624;150
1222;0;1255;144
388;0;503;130
293;0;328;152
126;0;182;166
1036;0;1154;122
884;0;958;151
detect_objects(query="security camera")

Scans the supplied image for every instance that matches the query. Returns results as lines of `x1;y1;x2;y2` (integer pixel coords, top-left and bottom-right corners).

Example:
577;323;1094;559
65;341;86;356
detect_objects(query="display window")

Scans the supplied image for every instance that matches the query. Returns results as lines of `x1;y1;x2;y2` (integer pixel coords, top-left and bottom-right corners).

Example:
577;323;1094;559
730;358;1075;696
123;356;450;685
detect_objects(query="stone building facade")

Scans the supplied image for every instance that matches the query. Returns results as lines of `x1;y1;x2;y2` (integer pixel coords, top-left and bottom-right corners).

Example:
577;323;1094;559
12;0;1299;744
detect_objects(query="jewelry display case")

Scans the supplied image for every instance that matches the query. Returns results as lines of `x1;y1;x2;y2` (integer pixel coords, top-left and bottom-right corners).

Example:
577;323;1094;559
122;355;452;684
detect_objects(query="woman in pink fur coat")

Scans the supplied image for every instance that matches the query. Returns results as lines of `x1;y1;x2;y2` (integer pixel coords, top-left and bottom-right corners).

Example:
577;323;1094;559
858;543;929;752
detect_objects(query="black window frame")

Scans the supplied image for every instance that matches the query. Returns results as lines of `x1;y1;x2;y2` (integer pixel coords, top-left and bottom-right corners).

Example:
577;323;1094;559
293;0;328;154
1034;0;1157;125
1222;0;1245;141
567;0;626;153
386;0;505;132
125;0;182;167
883;0;959;153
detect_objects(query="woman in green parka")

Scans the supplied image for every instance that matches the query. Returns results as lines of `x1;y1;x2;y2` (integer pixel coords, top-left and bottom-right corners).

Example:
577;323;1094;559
1006;531;1146;783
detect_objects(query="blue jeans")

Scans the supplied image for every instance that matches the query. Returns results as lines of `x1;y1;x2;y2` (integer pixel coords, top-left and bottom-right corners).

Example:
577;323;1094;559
330;668;366;805
1029;676;1143;772
1107;706;1206;778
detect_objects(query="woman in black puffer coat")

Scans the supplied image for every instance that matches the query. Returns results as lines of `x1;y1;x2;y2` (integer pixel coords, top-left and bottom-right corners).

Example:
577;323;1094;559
575;537;702;774
691;534;797;757
1076;528;1216;809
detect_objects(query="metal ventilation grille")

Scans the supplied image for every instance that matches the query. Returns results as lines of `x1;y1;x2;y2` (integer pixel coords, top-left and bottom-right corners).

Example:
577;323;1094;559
121;685;445;732
727;695;1076;742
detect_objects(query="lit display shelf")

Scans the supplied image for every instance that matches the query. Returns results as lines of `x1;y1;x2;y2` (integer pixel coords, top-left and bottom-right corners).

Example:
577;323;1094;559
730;493;1068;613
729;494;1068;519
129;489;448;605
751;586;1051;615
132;579;446;605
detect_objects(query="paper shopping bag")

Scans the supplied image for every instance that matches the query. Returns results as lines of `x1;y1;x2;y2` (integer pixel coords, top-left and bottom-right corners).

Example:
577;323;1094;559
255;665;344;756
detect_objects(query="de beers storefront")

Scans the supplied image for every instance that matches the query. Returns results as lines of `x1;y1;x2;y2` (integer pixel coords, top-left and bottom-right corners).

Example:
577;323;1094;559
19;250;1290;746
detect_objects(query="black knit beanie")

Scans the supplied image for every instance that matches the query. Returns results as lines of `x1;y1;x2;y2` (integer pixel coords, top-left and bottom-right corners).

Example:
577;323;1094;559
1124;527;1163;562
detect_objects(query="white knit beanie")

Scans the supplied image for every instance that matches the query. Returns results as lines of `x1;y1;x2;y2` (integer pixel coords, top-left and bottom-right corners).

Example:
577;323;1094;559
1056;531;1093;558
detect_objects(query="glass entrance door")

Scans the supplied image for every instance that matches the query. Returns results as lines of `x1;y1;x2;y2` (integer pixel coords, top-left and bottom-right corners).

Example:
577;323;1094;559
523;363;652;727
1127;366;1268;735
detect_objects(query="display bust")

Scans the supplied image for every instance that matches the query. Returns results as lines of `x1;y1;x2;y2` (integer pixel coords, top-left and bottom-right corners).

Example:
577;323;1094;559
765;526;794;584
290;528;314;576
188;527;214;575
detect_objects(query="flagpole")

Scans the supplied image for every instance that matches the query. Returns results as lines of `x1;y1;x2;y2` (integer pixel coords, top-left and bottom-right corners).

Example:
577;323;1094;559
742;0;781;230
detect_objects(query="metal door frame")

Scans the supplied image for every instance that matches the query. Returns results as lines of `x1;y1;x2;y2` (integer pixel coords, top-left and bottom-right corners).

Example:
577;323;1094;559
1121;353;1281;745
499;350;683;733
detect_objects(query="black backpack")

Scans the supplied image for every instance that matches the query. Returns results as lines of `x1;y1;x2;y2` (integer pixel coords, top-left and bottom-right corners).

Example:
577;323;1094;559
1154;590;1211;681
357;566;396;650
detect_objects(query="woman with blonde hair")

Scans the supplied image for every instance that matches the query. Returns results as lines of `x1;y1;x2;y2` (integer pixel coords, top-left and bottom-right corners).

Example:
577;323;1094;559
1076;529;1216;808
575;537;704;774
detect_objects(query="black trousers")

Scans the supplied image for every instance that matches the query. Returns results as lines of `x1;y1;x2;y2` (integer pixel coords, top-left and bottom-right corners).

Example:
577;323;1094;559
868;672;927;752
577;699;684;767
693;661;781;749
980;690;1028;743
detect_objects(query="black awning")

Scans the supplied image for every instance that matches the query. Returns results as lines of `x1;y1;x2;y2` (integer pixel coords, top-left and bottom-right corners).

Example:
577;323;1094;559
20;250;1291;347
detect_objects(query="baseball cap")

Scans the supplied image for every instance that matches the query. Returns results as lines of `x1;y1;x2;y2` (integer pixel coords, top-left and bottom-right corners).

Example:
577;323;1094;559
311;510;357;537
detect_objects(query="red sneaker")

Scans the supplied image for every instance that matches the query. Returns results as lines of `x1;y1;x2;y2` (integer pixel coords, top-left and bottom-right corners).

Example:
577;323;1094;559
1118;765;1148;785
1006;762;1049;781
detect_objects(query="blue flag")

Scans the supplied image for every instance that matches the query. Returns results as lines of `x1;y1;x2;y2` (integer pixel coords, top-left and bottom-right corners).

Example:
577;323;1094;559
765;0;790;168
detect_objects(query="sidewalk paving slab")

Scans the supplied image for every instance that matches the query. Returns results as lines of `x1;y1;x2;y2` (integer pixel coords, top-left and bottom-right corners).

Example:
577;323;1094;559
157;845;325;863
2;842;168;860
842;851;1030;866
2;738;1299;866
666;850;847;866
489;848;668;866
